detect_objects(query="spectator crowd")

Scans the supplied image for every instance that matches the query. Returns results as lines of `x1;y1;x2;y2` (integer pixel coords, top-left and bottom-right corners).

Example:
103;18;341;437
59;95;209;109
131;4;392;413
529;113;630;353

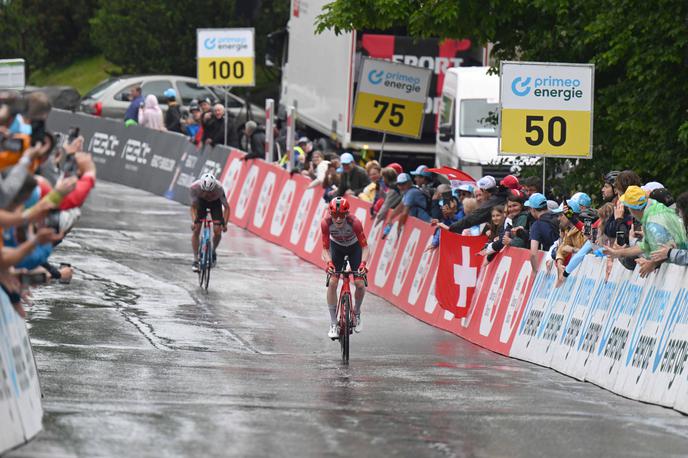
124;88;688;288
0;90;97;318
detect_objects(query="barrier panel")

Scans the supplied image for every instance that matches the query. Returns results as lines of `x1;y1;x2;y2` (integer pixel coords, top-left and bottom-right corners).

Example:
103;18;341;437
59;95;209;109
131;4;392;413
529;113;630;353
0;290;43;455
45;110;688;415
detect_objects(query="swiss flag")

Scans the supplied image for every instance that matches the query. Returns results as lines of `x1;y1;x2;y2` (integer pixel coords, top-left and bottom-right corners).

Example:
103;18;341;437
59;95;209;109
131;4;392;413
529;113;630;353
435;231;487;318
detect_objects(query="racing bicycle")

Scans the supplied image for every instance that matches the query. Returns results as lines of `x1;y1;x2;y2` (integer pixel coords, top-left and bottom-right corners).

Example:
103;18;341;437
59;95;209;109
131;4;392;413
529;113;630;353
326;258;367;363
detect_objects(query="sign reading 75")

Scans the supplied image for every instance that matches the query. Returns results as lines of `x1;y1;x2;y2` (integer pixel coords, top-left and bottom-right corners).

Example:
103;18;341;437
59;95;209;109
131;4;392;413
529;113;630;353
353;93;424;138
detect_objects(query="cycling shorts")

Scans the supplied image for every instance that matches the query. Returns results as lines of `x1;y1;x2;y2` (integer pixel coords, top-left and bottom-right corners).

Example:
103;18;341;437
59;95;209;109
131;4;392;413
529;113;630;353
194;198;224;224
330;241;362;272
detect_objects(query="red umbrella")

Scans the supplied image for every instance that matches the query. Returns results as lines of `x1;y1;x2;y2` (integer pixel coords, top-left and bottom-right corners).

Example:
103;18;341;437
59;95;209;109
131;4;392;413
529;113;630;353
426;167;476;183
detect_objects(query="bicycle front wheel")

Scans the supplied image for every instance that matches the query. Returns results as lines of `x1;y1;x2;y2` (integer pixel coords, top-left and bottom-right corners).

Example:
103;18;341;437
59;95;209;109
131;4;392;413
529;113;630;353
202;238;212;290
340;294;350;363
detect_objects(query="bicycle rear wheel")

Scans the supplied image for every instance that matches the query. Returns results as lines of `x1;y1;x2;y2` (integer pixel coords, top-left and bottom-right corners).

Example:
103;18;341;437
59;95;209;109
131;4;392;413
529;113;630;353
340;294;350;363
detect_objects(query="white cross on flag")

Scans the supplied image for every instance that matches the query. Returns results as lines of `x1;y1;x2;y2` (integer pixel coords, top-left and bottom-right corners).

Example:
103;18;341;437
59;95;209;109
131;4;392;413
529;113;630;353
435;230;487;318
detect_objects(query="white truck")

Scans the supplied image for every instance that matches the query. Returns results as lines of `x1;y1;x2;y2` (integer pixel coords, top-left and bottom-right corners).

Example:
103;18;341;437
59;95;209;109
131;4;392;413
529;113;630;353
436;66;538;178
277;0;487;164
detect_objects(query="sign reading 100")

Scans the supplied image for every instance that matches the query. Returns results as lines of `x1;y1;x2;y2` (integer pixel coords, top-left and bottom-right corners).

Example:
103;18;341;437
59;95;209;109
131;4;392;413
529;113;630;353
198;57;254;86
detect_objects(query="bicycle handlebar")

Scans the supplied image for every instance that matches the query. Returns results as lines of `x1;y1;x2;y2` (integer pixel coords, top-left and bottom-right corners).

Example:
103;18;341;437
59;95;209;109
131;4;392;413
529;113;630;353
326;270;368;287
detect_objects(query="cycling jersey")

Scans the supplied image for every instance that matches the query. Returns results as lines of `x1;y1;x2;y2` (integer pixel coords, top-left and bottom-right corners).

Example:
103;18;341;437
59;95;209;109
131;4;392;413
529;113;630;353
321;215;367;249
189;179;228;222
189;180;228;207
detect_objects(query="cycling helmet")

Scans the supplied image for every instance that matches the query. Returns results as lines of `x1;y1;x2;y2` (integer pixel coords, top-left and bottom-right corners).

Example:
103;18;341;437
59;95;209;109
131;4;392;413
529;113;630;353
199;173;216;192
604;171;620;185
329;197;350;217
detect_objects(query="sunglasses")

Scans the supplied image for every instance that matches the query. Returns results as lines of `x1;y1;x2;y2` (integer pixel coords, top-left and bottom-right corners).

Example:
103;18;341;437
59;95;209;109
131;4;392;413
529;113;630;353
332;213;347;219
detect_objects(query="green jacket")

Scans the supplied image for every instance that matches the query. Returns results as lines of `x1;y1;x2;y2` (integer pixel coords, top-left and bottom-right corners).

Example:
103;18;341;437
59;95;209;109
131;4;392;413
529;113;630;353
639;200;687;256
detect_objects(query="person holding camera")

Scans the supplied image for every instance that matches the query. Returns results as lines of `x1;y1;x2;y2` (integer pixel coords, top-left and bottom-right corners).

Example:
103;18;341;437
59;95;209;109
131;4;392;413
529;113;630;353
427;193;462;251
554;199;586;284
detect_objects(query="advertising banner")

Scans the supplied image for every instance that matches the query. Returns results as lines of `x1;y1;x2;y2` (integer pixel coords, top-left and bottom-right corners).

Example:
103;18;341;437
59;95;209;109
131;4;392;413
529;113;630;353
499;61;594;158
614;264;681;401
456;247;539;355
0;291;42;455
246;163;289;242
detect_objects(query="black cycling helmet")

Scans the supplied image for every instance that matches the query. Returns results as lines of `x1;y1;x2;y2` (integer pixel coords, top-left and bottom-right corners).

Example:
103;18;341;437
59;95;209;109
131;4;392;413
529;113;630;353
604;170;620;185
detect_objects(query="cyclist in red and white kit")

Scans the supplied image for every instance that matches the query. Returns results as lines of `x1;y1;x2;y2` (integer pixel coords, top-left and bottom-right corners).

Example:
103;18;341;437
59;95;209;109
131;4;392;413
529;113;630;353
321;197;369;338
189;173;230;272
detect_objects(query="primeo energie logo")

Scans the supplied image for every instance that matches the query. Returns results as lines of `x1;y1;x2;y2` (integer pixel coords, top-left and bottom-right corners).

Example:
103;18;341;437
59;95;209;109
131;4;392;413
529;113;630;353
511;75;583;101
367;69;422;94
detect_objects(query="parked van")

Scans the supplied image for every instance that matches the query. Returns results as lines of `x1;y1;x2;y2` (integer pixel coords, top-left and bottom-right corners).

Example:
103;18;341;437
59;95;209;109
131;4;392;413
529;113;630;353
435;67;500;178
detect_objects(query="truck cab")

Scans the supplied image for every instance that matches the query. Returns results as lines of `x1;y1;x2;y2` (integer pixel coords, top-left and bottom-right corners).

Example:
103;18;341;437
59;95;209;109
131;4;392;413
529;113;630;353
436;67;500;178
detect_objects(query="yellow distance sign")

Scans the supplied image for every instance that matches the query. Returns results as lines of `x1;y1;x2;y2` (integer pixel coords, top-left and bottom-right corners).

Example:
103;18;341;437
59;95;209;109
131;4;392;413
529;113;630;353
198;57;254;86
353;93;425;138
500;108;591;158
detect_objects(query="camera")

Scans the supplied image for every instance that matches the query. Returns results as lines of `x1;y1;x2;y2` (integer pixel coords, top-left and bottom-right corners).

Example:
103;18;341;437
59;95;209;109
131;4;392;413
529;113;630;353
615;229;627;246
584;219;592;237
44;210;61;233
0;132;26;153
441;191;453;201
59;126;80;177
67;126;80;143
30;119;47;146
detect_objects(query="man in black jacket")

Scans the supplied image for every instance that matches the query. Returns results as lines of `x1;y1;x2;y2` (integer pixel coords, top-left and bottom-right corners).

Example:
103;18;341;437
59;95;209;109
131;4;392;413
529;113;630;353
336;152;370;197
203;104;228;146
240;120;267;160
163;88;183;133
449;175;508;234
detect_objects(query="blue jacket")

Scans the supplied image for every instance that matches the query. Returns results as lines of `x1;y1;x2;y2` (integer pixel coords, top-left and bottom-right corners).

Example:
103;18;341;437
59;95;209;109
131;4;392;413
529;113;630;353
3;228;53;270
124;95;144;122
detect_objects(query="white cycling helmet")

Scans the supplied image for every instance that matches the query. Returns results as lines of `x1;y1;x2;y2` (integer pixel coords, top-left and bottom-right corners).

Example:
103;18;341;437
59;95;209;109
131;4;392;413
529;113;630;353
199;173;216;192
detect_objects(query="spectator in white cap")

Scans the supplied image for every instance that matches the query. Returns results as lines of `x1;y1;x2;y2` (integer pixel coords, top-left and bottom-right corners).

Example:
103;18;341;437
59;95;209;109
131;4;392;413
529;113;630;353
410;164;434;188
641;181;664;195
335;152;370;197
475;175;497;204
449;175;509;235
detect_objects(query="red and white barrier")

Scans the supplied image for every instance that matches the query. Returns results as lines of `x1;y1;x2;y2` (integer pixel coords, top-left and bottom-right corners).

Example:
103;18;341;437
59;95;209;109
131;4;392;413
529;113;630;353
0;291;43;455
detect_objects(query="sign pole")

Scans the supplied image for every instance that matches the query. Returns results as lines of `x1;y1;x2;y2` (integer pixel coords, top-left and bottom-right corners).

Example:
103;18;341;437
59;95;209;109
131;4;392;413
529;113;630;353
285;105;296;173
542;157;546;195
265;98;275;162
224;88;229;146
379;132;387;165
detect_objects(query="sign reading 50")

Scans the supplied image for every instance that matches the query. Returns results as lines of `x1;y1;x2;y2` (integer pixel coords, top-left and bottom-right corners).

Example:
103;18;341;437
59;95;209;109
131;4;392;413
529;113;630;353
500;108;591;158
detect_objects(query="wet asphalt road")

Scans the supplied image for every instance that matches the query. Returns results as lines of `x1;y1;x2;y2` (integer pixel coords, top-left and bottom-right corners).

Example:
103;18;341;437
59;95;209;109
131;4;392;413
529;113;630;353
7;181;688;458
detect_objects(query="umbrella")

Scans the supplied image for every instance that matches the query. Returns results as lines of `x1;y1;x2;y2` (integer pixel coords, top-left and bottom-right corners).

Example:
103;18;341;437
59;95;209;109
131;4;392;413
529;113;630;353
426;167;476;184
